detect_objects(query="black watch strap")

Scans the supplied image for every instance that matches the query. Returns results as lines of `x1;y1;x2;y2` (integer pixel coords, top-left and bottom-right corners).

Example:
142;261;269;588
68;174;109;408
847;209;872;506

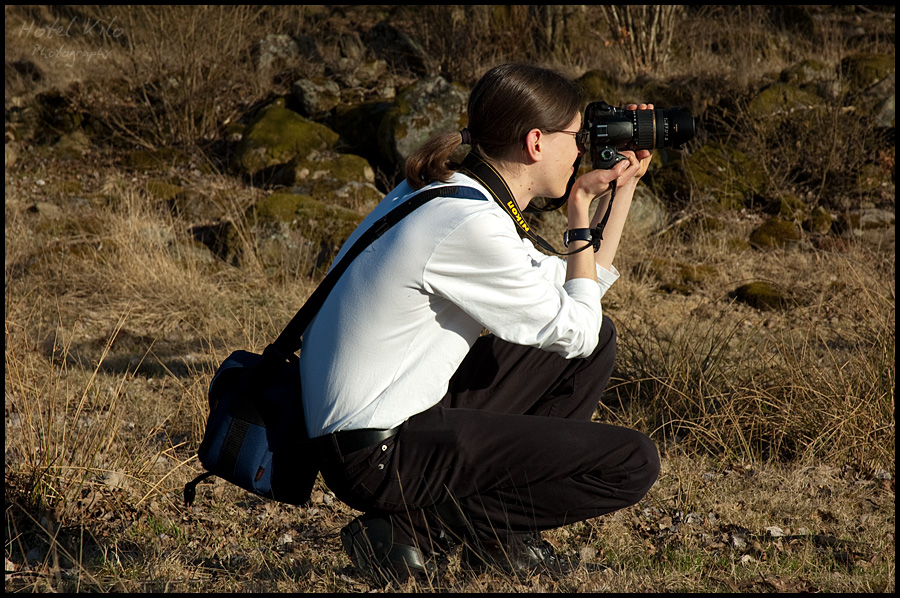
563;228;593;247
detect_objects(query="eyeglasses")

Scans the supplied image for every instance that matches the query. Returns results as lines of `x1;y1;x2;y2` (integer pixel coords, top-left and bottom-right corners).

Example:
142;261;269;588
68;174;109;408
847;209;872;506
554;129;589;153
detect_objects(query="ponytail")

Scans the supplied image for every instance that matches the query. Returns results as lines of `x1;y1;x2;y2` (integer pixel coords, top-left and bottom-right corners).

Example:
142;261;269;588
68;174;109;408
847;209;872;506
405;131;467;190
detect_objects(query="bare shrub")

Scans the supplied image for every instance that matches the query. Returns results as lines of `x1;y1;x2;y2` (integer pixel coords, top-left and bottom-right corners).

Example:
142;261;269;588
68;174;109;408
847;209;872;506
601;6;682;77
100;6;272;148
408;6;611;84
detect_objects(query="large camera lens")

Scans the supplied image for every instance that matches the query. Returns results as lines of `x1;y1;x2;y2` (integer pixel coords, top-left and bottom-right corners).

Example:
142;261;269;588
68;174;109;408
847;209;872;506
628;107;695;151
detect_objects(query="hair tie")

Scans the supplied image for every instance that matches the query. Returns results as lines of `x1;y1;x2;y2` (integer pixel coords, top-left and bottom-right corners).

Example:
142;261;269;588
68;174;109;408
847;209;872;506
459;128;472;145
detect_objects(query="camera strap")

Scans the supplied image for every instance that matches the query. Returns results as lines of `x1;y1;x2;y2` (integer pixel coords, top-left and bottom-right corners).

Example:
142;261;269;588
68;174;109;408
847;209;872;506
461;152;601;256
525;155;581;215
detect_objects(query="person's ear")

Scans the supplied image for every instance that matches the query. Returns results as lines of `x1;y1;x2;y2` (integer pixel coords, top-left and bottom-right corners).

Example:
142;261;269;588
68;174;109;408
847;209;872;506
523;128;543;162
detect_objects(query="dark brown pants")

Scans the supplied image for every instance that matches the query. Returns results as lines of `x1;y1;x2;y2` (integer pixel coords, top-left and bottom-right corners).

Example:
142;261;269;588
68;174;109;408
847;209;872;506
318;316;660;549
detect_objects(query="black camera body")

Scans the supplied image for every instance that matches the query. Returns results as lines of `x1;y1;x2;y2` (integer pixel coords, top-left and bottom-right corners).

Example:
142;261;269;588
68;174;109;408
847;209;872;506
582;101;696;169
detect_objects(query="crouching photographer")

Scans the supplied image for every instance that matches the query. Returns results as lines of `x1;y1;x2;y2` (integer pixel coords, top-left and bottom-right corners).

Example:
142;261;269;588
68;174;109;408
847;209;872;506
301;62;669;585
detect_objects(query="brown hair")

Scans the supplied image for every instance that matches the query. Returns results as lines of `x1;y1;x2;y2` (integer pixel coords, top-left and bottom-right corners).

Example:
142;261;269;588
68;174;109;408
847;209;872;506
405;63;585;189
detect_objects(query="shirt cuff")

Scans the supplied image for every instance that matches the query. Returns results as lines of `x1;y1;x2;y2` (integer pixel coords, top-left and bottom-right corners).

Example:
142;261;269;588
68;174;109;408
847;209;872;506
596;264;620;299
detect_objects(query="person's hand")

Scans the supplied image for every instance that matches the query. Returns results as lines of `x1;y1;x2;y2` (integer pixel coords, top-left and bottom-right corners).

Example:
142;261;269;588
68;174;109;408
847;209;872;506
571;158;629;201
620;103;654;185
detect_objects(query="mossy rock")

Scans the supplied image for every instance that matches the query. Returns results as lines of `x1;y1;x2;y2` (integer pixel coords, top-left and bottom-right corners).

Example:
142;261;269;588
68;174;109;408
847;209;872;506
677;142;768;209
215;192;366;270
633;257;716;294
252;192;366;276
802;206;832;235
275;150;375;201
764;193;807;221
749;218;803;249
745;82;826;128
145;180;185;202
249;192;364;246
729;281;793;311
677;263;716;285
839;53;895;93
329;181;384;214
779;59;831;86
308;151;374;185
233;99;340;177
290;76;342;117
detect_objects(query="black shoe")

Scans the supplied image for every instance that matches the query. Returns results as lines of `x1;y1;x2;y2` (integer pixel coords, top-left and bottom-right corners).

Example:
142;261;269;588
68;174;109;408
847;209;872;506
340;516;435;587
461;532;572;577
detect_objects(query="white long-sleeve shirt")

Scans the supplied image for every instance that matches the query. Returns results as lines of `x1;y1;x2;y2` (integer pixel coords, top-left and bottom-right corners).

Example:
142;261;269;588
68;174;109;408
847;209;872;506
299;171;619;436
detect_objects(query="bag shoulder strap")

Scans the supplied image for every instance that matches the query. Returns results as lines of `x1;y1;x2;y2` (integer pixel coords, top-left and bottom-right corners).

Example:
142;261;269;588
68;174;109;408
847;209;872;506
267;185;487;359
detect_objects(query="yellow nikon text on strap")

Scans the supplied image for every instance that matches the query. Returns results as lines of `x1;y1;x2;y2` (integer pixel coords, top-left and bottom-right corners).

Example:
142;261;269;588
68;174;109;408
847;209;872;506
506;200;530;232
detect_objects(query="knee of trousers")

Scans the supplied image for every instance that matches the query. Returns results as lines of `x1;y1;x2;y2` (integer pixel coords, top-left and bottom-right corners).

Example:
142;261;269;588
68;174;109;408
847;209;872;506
626;432;661;502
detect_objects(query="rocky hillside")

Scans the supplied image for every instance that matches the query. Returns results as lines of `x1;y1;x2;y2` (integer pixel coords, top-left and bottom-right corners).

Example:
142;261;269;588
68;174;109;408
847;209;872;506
6;7;894;288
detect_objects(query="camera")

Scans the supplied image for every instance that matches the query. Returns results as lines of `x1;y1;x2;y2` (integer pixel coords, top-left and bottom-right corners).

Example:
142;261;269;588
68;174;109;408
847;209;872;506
580;101;696;169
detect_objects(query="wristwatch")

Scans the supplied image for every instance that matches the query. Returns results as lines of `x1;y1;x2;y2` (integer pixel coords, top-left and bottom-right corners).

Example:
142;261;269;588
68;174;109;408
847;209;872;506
563;228;593;247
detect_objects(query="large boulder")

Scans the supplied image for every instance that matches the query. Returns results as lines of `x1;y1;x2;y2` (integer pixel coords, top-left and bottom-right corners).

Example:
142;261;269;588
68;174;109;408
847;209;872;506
839;52;895;94
273;149;382;212
745;81;827;136
290;77;342;119
377;76;469;167
232;99;340;178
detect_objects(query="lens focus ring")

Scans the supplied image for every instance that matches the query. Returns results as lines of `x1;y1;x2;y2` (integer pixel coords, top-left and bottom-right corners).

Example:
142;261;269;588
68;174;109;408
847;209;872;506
632;110;656;150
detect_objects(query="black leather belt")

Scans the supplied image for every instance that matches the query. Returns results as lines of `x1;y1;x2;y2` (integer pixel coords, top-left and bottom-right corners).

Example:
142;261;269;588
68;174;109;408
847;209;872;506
319;425;401;456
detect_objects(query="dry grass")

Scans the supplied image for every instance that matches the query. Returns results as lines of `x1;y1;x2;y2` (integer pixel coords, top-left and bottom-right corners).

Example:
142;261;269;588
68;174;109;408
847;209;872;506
5;4;895;593
605;213;895;469
5;152;893;595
